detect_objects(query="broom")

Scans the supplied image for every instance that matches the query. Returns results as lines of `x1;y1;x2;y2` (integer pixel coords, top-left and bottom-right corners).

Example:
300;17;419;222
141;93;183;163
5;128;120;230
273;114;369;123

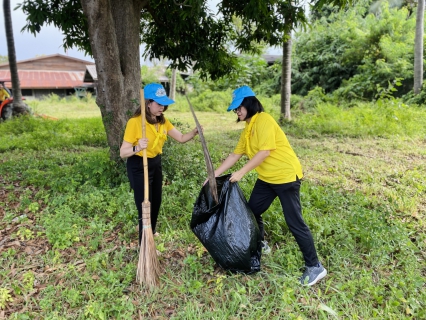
136;88;160;288
185;95;218;204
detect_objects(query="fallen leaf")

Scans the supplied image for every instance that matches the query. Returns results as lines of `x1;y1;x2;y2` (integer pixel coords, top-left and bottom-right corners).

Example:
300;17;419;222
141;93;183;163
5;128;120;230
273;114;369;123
6;240;21;247
24;247;34;255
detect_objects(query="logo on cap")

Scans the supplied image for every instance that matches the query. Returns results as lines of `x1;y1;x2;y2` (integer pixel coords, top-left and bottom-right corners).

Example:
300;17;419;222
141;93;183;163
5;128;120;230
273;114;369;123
156;88;167;97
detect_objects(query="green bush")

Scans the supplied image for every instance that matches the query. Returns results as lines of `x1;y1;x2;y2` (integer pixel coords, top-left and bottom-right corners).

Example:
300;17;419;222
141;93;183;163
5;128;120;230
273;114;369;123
0;116;106;152
186;53;279;96
181;90;231;112
403;82;426;106
289;98;426;138
293;2;416;99
300;86;331;111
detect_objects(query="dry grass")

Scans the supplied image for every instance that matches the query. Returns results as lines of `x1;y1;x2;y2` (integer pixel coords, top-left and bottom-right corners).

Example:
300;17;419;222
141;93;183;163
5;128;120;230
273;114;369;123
293;136;426;220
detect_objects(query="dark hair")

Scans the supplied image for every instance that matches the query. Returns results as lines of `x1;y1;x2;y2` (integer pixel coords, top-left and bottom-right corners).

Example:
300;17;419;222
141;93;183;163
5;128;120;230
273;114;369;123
132;99;168;124
237;96;264;122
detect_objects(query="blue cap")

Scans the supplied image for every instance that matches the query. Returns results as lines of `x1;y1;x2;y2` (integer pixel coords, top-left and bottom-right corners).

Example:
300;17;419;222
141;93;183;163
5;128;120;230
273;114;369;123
144;83;175;105
227;85;256;111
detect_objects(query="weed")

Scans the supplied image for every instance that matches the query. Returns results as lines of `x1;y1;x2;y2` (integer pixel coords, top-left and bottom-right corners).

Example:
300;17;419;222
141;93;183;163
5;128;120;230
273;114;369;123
0;288;13;309
1;248;16;259
42;206;82;249
22;272;35;292
28;202;40;213
16;228;34;241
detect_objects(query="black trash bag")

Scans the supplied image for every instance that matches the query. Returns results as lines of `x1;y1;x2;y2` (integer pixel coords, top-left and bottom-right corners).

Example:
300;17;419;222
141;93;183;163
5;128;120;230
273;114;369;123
191;174;261;274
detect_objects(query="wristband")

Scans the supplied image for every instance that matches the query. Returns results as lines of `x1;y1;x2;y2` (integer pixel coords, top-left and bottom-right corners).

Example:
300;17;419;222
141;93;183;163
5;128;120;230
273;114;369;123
133;145;137;152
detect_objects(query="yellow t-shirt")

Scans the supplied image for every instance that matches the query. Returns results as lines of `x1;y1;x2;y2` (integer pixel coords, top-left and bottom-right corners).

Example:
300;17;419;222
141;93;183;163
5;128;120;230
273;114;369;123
0;88;10;101
123;115;174;158
233;112;303;184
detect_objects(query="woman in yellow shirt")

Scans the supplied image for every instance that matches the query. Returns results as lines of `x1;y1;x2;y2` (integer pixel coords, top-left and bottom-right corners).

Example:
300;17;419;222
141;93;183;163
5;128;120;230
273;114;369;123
120;83;199;244
212;85;327;286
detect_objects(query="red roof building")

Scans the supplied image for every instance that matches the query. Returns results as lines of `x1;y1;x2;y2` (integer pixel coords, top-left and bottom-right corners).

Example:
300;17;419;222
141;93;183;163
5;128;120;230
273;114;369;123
0;54;95;98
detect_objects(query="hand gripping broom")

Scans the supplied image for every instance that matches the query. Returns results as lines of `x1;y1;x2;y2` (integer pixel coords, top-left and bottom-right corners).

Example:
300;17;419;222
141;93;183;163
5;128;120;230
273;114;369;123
136;88;160;288
185;95;218;204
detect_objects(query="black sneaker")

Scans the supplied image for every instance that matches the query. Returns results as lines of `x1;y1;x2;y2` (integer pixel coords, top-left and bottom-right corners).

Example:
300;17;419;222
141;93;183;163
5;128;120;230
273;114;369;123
299;262;327;286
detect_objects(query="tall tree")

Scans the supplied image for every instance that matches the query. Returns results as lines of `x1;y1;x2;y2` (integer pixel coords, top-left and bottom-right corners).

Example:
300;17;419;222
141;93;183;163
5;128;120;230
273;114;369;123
20;0;237;162
19;0;350;161
3;0;30;119
414;0;424;94
79;0;144;158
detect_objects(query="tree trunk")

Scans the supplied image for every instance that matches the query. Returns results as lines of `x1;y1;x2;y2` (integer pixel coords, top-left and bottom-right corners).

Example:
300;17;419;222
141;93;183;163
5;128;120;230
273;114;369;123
3;0;30;115
280;32;292;122
414;0;424;95
170;68;177;100
80;0;145;162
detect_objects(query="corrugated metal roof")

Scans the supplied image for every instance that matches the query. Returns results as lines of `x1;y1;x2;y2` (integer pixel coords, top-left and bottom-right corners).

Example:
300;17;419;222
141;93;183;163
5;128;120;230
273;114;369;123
84;65;97;82
0;70;85;89
0;53;95;68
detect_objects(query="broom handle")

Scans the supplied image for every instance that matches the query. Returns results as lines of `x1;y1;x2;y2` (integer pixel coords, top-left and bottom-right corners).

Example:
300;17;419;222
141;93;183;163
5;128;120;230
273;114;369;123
185;95;219;204
140;89;149;203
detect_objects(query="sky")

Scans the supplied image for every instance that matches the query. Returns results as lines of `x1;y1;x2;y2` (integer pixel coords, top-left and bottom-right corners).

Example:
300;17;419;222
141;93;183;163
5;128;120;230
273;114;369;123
0;0;94;62
0;0;280;64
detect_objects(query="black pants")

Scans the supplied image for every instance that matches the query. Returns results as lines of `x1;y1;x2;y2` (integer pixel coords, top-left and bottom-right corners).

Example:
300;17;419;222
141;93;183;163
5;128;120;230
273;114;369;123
248;178;319;267
126;155;162;244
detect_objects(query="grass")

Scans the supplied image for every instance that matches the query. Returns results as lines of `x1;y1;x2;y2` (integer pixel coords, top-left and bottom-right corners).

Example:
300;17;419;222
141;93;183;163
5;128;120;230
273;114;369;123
0;95;425;319
26;94;101;119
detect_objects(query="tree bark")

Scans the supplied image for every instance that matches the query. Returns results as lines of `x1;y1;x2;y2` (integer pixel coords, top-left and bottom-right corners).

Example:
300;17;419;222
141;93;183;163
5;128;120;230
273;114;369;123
80;0;146;161
280;32;292;122
414;0;424;95
170;68;177;100
3;0;30;116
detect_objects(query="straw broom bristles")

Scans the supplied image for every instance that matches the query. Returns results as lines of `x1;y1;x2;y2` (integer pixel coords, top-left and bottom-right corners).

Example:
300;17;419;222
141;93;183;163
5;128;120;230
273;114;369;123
136;88;160;289
136;201;160;288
